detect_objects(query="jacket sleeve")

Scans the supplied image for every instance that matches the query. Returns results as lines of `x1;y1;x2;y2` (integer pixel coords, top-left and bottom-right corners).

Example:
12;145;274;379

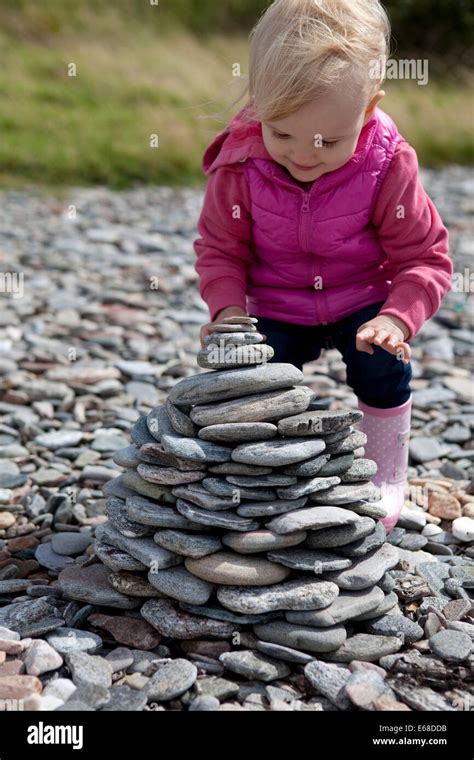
194;164;253;321
373;141;453;341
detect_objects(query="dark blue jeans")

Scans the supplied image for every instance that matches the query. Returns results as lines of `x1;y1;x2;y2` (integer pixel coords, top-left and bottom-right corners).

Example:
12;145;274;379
251;301;412;409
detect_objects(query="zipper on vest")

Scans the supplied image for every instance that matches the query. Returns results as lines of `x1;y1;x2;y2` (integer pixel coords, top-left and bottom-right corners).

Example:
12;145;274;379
299;192;311;252
300;189;328;326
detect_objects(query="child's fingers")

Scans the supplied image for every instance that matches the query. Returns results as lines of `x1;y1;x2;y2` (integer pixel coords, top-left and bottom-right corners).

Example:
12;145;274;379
356;327;376;354
357;326;376;341
396;342;412;364
386;335;400;349
373;328;391;346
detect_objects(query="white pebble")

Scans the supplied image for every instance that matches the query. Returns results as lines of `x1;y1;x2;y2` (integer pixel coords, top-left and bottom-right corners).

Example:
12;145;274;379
452;516;474;543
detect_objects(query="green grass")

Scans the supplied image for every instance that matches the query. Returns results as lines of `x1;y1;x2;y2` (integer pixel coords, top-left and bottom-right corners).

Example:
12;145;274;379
0;3;472;190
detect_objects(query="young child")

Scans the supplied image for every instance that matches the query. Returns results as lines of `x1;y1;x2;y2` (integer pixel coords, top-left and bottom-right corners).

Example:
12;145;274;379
194;0;452;532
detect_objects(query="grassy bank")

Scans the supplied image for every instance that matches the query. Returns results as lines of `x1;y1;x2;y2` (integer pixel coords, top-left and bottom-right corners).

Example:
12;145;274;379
2;2;473;190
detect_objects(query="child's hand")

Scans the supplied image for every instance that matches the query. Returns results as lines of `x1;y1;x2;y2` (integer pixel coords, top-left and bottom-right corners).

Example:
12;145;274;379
200;306;249;348
356;315;411;364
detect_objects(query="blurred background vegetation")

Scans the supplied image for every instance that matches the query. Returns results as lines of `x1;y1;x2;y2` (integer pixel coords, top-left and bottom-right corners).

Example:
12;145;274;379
2;0;473;189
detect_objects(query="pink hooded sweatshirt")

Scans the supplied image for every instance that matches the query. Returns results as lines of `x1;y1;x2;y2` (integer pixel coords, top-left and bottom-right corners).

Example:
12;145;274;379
194;106;452;341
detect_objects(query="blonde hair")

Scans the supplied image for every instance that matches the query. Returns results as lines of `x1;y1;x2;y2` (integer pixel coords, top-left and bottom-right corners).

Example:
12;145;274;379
233;0;391;123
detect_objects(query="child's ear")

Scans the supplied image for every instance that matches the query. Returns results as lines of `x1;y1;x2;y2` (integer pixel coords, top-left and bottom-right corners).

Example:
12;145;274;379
363;90;386;124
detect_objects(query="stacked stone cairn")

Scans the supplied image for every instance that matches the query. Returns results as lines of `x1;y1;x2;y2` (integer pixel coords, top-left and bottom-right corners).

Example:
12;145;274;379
86;316;406;678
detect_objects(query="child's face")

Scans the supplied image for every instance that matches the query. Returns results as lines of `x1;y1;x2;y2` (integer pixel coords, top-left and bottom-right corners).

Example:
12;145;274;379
261;90;382;182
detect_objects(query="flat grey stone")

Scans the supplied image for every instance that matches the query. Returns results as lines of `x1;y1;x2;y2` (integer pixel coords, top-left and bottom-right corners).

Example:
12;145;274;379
429;630;472;661
310;482;381;505
51;532;92;556
409;436;452;463
283;453;331;477
66;652;112;689
34;430;83;450
172;484;237;511
108;570;163;598
101;685;148;711
126;495;202;530
286;586;385;627
266;506;362;534
144;659;198;701
322;633;403;662
188;695;220;711
88;427;127;453
35;543;76;573
366;614;424;643
390;682;457;712
304;660;351;709
138;443;206;470
165;398;198;437
190;386;314;426
152;406;233;463
226;473;296;487
276;475;340;499
278;409;362;436
106;497;155;538
46;628;103;655
185;552;290;586
179;602;280;625
325;544;399;590
324;430;367;455
318;426;353;444
136;463;204;485
193;673;239;698
131;416;157;445
141;598;235;639
443;599;472;621
210;318;258;329
412;387;457;408
399;533;428;551
255;640;314;664
254;620;347;653
232;438;326;467
0;580;31;593
0;597;64;637
104;648;134;674
168;363;304;406
316;454;356;477
335;521;386;557
95;522;181;569
204;331;263;345
352;591;400;622
201;477;276;501
222;529;307;554
219;650;291;682
209;462;273;476
237;497;308;517
102;476;139;501
176;499;259;532
94;542;147;572
197;344;274;369
154;530;222;558
148;566;214;605
345;670;387;708
267;548;352;574
58;564;139;609
217;578;339;614
198;422;278;443
347;501;388;519
112;444;141;468
339;458;378;482
121;471;175;502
